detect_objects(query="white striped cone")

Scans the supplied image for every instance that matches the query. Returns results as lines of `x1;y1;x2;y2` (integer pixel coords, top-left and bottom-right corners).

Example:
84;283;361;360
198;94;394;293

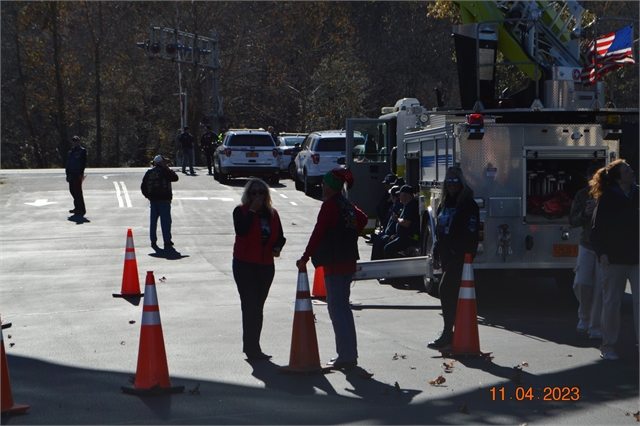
113;228;143;299
450;253;482;355
278;271;323;374
121;271;183;395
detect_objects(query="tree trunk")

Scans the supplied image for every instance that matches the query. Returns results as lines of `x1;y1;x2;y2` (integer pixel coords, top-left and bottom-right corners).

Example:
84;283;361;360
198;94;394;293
51;2;69;167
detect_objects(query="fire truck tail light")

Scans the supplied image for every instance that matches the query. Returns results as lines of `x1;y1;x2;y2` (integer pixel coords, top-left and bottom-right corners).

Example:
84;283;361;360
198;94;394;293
466;114;485;139
478;232;484;242
312;154;320;164
467;114;484;126
479;221;485;231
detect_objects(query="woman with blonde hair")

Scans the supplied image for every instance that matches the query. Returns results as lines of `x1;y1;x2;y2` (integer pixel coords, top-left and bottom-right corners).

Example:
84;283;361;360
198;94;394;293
589;159;638;361
232;178;286;360
428;166;480;350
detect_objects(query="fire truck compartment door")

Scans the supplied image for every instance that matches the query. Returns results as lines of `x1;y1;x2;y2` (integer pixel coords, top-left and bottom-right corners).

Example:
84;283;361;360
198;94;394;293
489;197;521;217
346;118;394;224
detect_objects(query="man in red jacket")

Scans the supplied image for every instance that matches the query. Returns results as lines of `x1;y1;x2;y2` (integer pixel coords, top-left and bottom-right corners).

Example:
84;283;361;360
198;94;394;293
297;168;367;370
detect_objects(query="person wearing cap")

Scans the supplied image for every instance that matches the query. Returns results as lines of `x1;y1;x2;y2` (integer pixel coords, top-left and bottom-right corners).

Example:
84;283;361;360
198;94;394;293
568;161;603;339
371;185;402;260
297;168;367;370
179;126;195;175
428;166;479;351
66;135;87;216
141;155;179;251
375;174;397;229
381;185;421;259
200;125;218;175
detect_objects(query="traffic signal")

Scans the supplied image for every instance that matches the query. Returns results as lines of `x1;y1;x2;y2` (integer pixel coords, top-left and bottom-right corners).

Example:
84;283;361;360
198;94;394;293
149;42;162;55
165;43;178;58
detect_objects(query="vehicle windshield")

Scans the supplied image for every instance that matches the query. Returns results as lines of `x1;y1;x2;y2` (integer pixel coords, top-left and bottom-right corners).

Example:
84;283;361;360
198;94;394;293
227;135;275;147
281;137;305;146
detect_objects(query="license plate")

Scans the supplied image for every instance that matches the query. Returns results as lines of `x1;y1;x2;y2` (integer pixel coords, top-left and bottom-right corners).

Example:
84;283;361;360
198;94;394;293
553;244;578;257
246;152;258;158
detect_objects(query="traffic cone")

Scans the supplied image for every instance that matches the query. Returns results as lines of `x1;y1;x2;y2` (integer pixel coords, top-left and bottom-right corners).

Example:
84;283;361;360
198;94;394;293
312;266;326;298
121;271;184;395
441;253;488;357
113;228;144;301
277;271;324;374
1;323;30;415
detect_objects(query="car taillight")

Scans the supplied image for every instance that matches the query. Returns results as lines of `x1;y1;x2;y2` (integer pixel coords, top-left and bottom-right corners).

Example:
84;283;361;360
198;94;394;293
283;149;292;155
312;154;320;164
272;148;278;157
225;148;232;157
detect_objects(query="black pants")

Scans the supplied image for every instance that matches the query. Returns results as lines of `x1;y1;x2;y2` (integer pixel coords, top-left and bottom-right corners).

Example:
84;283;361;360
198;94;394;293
68;179;85;214
232;258;275;354
204;151;214;173
438;257;465;333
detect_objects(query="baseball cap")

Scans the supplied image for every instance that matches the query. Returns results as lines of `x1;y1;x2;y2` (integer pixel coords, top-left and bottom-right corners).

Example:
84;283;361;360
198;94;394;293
399;185;413;194
389;185;401;196
153;155;165;165
394;177;406;187
382;174;396;184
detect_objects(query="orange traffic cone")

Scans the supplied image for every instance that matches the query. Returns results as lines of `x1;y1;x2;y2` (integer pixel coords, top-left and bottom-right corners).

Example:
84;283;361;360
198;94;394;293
312;266;326;298
1;323;30;415
278;271;324;374
441;253;488;357
113;228;144;301
121;271;184;395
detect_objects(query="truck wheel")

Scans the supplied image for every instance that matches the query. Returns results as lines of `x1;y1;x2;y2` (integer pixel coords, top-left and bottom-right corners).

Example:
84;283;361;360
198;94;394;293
288;162;297;180
218;163;229;184
213;164;219;181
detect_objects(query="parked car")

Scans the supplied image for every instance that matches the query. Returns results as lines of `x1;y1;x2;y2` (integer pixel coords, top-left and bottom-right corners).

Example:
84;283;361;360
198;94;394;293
275;133;307;175
293;130;365;195
213;129;280;185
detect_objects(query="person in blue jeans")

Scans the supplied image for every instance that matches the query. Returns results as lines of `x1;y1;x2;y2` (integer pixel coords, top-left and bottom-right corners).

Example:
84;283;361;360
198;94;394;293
297;168;367;370
141;155;179;251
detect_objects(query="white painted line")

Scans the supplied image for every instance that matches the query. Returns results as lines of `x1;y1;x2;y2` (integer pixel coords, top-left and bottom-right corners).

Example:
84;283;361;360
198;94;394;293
279;193;288;199
120;182;132;207
113;181;124;207
209;197;234;201
24;199;57;207
290;202;298;206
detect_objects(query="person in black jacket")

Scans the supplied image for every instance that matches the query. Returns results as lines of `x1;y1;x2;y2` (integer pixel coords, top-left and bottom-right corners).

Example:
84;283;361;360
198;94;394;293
200;126;218;175
66;136;87;216
428;166;479;350
179;126;195;175
141;155;179;251
589;159;639;361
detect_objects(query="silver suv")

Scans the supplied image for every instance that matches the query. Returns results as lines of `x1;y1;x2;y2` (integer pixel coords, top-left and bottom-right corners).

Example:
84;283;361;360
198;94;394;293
213;129;280;185
293;130;364;195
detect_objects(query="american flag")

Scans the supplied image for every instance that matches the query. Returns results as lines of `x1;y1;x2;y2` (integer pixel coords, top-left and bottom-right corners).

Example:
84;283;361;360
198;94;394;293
580;25;636;86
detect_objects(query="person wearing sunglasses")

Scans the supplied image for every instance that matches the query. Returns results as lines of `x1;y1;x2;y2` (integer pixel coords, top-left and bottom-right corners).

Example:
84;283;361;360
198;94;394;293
428;166;480;351
296;168;367;370
232;178;286;360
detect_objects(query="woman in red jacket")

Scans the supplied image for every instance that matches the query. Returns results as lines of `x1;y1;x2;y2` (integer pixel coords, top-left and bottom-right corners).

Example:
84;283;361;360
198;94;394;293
233;178;286;360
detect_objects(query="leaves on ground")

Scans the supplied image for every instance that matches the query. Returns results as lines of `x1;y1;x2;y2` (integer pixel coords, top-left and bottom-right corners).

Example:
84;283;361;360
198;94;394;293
392;353;407;360
429;375;446;386
188;383;201;395
443;360;455;373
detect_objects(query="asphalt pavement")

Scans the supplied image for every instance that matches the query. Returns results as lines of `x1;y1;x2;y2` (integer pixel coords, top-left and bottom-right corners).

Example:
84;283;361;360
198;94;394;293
0;167;638;425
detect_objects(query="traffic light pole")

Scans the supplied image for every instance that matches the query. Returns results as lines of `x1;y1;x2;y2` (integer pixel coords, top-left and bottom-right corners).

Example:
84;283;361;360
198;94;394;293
137;25;224;134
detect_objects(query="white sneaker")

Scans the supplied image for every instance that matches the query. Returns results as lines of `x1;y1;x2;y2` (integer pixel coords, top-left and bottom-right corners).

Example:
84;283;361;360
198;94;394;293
576;320;587;332
600;351;619;361
588;331;602;340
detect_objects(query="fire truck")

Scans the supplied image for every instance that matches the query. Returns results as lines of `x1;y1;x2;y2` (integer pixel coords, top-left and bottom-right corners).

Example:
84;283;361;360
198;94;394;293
346;1;638;292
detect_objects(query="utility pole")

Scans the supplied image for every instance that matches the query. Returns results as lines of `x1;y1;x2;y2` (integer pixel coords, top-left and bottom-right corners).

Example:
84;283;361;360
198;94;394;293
137;25;224;134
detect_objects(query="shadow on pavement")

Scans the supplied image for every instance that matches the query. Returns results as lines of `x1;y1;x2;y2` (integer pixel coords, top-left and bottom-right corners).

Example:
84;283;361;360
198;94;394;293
67;215;90;224
2;353;637;425
148;250;189;260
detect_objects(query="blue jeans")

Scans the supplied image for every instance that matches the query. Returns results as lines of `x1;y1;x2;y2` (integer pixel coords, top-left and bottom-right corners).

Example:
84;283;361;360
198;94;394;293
150;201;172;245
324;273;358;362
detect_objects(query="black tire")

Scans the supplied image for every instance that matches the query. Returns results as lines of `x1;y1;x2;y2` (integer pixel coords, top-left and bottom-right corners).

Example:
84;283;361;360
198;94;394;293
213;164;220;181
304;172;314;196
294;172;304;191
219;162;229;184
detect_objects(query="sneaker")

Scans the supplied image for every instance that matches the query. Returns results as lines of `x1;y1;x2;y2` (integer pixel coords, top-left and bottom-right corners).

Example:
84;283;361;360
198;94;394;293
576;319;587;333
69;209;77;213
428;332;453;350
600;351;619;361
588;331;602;340
328;357;357;370
246;352;272;360
151;243;160;252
